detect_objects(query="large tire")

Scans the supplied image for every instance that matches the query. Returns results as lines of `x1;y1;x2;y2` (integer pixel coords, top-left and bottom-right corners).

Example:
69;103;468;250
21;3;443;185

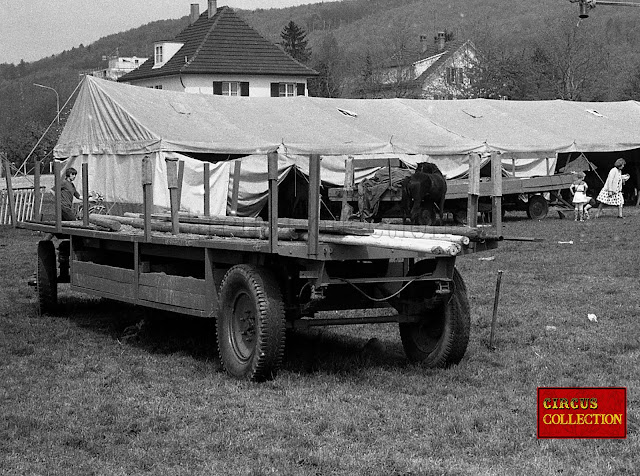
527;195;549;220
36;240;57;314
399;268;470;367
216;265;286;381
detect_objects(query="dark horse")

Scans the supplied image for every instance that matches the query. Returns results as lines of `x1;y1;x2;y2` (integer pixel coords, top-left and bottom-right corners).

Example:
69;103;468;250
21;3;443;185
400;162;447;225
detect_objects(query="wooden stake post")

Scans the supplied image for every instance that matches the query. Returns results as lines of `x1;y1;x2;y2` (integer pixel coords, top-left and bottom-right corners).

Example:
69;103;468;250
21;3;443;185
53;161;62;233
203;162;210;216
267;152;279;254
339;156;354;221
307;154;321;258
82;163;90;226
141;155;154;242
491;153;503;236
467;154;480;228
229;160;242;216
165;157;180;234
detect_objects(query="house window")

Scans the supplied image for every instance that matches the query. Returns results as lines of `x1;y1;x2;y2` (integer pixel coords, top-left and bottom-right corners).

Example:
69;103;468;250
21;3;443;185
154;85;163;89
213;81;249;96
446;67;463;85
280;83;296;97
155;45;163;65
270;82;306;97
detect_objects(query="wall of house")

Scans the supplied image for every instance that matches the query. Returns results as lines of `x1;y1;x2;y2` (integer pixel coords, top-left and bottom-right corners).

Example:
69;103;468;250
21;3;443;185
124;75;309;96
420;46;478;100
182;75;308;96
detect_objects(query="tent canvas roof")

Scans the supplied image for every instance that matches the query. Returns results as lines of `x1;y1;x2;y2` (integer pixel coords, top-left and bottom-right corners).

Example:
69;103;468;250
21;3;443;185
55;76;640;160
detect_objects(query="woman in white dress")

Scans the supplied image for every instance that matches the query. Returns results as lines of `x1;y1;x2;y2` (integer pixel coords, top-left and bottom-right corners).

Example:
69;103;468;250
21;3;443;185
596;158;629;219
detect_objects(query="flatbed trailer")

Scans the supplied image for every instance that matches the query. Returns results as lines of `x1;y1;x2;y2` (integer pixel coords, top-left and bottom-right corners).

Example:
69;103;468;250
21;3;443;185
11;152;502;382
328;158;575;222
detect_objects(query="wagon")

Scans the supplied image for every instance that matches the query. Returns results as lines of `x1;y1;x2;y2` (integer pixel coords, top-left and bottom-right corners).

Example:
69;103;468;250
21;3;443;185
9;150;504;382
10;76;506;381
327;156;576;223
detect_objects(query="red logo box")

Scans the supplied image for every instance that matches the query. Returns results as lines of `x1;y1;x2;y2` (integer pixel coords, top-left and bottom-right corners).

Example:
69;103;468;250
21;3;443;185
537;387;626;439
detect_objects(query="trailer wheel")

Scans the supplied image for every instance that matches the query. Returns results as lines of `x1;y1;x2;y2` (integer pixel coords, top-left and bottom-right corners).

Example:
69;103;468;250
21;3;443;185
399;268;470;367
216;265;286;381
526;195;548;220
36;240;58;314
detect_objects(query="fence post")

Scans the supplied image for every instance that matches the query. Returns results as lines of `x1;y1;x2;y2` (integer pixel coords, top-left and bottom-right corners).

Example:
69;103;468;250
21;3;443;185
2;155;17;227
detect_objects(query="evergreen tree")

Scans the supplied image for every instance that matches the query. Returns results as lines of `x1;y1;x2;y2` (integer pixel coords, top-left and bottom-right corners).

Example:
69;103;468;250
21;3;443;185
280;21;311;63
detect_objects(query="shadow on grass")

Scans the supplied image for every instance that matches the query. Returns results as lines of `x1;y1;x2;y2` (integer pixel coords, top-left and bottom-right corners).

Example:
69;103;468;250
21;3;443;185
55;292;410;378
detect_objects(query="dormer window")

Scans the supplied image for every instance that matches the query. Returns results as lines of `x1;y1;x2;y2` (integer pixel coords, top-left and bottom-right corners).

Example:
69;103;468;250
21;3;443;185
155;45;163;65
153;41;184;68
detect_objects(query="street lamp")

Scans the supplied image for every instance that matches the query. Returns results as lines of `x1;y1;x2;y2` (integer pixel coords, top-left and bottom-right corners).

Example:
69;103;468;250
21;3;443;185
33;83;60;124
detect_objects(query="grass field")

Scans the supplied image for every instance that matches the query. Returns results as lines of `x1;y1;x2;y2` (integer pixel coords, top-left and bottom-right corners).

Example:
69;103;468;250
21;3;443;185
1;209;638;475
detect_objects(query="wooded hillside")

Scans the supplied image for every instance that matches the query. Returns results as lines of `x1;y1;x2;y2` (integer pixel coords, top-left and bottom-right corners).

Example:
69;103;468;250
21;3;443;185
2;0;640;170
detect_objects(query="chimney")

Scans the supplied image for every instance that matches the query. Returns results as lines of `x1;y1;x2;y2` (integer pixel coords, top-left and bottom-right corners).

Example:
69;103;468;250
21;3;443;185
208;0;217;18
190;4;200;24
419;34;429;53
436;31;446;51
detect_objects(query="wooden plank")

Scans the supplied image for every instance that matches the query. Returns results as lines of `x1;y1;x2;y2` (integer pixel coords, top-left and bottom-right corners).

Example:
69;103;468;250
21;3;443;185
71;273;137;299
72;260;136;283
138;285;206;310
204;248;219;318
138;273;206;295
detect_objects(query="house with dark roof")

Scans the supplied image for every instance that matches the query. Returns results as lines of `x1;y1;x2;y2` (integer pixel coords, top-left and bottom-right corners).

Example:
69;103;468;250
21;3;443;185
119;0;318;97
363;32;480;100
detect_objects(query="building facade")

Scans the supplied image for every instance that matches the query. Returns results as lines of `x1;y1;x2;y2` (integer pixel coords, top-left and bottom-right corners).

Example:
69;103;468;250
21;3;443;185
119;0;317;97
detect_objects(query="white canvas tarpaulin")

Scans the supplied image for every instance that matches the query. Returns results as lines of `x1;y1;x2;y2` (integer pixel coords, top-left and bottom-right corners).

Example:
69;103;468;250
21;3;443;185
54;76;640;215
